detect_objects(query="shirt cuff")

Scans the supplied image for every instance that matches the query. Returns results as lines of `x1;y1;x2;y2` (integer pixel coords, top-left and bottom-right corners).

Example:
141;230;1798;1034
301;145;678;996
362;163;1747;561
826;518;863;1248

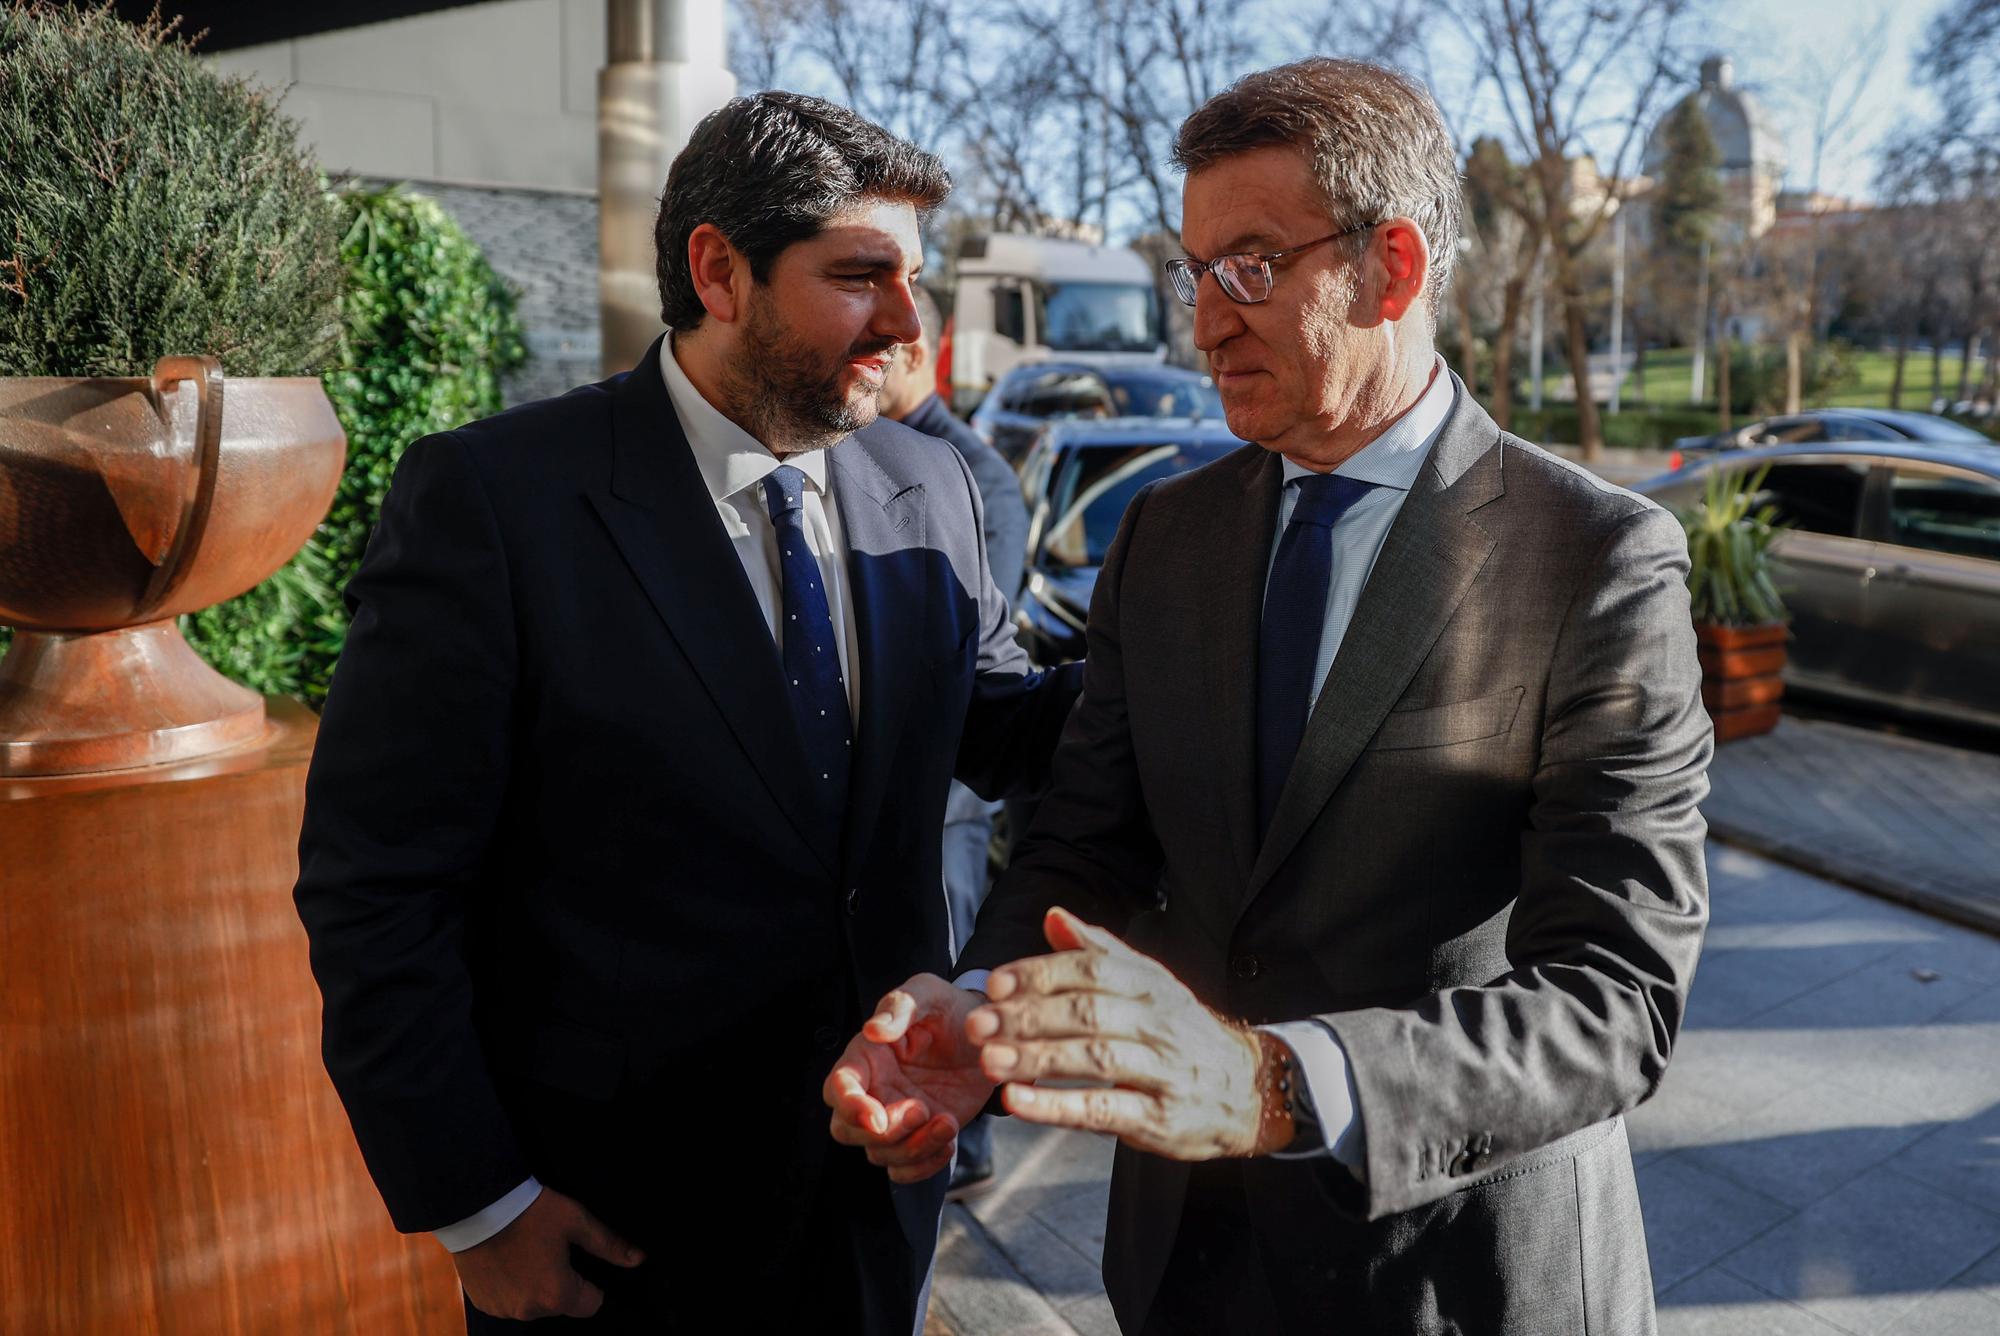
953;968;992;998
1260;1020;1367;1178
433;1177;543;1253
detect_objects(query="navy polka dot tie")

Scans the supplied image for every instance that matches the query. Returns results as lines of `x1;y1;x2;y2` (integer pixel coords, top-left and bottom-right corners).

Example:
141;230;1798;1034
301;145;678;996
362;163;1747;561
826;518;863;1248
763;464;854;841
1256;472;1377;838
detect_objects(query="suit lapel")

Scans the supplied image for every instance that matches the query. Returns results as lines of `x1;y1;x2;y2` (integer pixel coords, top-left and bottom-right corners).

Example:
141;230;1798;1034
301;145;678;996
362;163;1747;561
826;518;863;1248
583;335;837;874
829;433;929;874
1239;381;1505;912
1199;445;1283;890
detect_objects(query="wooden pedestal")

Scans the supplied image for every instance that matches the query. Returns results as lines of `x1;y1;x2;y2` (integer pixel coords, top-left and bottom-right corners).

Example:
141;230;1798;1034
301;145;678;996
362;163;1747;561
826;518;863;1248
0;697;461;1335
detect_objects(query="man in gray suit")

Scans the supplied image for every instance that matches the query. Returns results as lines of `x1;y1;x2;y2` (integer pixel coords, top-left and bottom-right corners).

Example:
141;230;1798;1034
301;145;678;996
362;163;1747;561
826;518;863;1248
827;56;1710;1334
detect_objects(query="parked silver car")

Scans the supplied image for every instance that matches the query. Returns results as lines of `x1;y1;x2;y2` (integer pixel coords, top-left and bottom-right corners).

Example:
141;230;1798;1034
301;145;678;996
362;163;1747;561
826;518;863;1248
1637;442;2000;732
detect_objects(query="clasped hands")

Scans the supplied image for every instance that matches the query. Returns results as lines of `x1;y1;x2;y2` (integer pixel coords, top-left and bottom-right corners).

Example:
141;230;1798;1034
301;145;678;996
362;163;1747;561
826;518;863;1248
823;906;1289;1183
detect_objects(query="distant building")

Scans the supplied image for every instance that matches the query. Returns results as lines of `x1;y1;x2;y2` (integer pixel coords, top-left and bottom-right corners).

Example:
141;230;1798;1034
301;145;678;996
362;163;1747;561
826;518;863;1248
1641;54;1788;242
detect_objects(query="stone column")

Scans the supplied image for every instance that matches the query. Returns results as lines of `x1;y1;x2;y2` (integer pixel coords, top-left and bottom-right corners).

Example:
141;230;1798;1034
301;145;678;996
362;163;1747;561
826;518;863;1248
599;0;736;375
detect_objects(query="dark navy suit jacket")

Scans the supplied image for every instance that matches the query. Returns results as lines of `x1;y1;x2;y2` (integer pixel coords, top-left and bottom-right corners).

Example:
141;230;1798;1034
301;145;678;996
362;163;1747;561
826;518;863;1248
295;337;1080;1328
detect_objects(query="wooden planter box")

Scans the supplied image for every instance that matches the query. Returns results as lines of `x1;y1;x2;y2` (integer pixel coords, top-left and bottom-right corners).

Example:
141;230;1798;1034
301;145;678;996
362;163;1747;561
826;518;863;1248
1695;621;1786;742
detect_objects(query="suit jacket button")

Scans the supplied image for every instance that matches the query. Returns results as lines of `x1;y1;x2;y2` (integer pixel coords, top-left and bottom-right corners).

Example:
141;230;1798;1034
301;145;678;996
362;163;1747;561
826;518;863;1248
846;887;859;916
1230;953;1262;980
814;1026;840;1051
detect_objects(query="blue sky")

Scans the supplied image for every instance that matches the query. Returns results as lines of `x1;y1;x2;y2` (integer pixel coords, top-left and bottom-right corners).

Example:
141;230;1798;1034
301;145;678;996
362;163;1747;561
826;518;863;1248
1427;0;1946;205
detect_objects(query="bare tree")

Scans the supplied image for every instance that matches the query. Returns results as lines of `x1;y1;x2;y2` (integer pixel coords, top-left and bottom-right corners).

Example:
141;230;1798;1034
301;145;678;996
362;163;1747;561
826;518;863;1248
1450;0;1690;458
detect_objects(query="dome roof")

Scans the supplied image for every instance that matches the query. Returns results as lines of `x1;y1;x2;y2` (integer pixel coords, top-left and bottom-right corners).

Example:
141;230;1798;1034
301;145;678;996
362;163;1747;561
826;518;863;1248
1645;55;1787;179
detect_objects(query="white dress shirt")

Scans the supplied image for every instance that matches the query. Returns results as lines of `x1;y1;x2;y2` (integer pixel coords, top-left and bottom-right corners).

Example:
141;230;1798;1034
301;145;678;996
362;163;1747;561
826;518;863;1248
956;358;1454;1180
435;339;864;1252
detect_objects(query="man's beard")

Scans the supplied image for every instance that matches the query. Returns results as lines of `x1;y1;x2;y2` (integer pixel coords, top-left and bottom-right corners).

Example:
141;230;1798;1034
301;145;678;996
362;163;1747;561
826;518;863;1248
722;289;895;454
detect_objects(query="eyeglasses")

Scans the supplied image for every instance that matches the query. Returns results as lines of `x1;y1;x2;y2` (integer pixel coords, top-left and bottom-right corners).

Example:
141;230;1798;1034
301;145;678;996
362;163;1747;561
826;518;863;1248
1164;221;1383;306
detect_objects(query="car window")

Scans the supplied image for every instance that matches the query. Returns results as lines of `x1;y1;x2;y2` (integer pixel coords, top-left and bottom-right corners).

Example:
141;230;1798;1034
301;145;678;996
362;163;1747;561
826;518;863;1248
1887;468;2000;561
1008;369;1114;419
1042;442;1233;568
1752;419;1826;445
1820;417;1900;442
1748;459;1871;537
1104;373;1225;419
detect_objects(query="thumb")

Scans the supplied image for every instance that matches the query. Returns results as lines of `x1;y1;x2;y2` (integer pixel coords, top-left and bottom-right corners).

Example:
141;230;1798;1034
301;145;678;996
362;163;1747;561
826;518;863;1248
1042;905;1118;954
567;1204;645;1268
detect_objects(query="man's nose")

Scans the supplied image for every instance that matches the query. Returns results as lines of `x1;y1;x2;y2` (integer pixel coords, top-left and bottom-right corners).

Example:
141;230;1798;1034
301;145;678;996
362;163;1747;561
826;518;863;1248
878;278;923;346
1191;273;1242;352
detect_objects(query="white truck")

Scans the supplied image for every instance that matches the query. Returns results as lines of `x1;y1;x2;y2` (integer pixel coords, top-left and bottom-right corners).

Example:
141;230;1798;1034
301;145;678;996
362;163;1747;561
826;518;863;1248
947;233;1167;413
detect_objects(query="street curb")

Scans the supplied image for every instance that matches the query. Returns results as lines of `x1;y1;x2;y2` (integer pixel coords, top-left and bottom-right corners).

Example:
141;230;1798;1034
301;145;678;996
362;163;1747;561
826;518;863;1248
1706;822;2000;939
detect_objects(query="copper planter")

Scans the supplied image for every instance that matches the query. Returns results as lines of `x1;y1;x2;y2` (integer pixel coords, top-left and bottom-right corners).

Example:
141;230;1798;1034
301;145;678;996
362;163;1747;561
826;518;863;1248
1696;620;1788;743
0;357;345;775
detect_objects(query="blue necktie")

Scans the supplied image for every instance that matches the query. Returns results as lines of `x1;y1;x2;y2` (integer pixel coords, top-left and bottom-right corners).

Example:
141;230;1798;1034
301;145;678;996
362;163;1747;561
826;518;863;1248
1256;473;1377;839
763;465;854;842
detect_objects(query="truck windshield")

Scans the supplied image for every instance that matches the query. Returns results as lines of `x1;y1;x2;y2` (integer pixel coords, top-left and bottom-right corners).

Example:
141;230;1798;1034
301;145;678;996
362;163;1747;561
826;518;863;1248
1035;281;1161;353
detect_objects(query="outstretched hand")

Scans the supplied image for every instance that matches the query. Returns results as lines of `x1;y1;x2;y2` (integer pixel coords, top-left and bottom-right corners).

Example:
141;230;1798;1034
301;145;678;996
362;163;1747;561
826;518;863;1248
970;907;1279;1161
824;973;993;1184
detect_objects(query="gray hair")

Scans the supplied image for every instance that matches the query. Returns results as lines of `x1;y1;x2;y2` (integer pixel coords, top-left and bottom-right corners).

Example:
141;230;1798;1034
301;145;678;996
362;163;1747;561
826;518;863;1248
1172;57;1463;323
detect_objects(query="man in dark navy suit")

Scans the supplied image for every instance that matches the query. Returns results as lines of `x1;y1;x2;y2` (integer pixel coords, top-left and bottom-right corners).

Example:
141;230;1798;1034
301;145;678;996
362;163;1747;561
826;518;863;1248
878;284;1029;1200
294;92;1079;1334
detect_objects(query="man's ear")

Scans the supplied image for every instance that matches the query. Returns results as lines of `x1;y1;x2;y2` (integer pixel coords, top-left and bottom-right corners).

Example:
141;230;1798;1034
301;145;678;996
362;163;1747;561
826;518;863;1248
688;222;749;324
1373;218;1431;324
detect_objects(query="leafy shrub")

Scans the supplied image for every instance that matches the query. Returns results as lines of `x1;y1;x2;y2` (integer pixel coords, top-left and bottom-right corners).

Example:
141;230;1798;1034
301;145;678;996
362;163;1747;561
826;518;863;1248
0;3;343;376
1719;340;1858;416
181;187;527;704
1676;464;1788;626
1506;406;1723;451
0;1;344;665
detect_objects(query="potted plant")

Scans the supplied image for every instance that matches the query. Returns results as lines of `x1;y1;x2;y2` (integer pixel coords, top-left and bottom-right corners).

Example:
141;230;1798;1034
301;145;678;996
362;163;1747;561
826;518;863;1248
1678;463;1790;742
0;2;345;775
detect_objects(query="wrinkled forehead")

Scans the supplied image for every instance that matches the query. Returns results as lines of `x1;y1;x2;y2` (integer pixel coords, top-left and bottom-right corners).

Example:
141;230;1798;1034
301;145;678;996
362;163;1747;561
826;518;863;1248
1179;145;1334;259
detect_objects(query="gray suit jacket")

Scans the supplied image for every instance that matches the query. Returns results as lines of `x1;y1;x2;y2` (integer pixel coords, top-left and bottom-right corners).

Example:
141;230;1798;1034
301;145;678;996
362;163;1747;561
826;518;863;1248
959;379;1712;1334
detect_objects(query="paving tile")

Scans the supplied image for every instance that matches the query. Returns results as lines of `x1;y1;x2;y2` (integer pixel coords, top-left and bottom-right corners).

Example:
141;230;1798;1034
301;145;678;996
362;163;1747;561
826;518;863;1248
1680;1080;1941;1209
1751;946;1993;1033
1720;1164;2000;1334
1704;844;1854;927
976;1207;1103;1307
1704;717;2000;933
931;1205;1076;1336
1656;1266;1848;1335
1685;920;1908;1030
1637;1156;1793;1292
1879;1285;2000;1336
1030;1181;1112;1268
1882;1098;2000;1221
1058;1293;1122;1336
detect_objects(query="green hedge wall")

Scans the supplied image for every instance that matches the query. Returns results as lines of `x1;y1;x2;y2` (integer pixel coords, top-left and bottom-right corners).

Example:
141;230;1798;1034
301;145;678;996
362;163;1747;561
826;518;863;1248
180;186;526;704
1503;406;1724;451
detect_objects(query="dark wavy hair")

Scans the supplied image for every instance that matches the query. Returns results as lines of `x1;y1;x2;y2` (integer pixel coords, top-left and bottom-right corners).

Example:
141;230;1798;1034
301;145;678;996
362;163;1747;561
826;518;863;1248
654;91;952;329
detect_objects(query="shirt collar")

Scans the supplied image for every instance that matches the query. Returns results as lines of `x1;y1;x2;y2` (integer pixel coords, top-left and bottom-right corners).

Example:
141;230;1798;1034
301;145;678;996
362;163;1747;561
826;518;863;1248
658;335;830;506
1280;356;1453;493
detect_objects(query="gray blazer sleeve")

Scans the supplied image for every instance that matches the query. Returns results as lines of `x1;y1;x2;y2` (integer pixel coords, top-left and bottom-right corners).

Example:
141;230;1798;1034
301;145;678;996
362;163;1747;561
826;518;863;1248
1323;504;1713;1220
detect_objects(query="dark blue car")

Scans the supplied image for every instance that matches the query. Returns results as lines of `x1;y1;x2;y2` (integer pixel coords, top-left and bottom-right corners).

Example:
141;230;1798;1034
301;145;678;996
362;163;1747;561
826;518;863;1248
1012;417;1247;665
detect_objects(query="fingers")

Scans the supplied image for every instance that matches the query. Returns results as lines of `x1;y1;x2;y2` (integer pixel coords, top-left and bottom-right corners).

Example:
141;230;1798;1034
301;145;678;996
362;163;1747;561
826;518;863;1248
865;1112;959;1184
1002;1082;1158;1138
562;1277;607;1319
863;987;919;1043
832;1091;929;1147
989;948;1161;1004
824;1064;890;1135
970;991;1156;1044
565;1202;645;1269
1040;906;1130;956
980;1036;1169;1091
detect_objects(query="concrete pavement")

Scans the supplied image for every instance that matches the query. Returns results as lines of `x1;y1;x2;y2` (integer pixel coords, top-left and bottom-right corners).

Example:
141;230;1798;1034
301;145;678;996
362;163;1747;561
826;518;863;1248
1704;715;2000;935
925;841;2000;1335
